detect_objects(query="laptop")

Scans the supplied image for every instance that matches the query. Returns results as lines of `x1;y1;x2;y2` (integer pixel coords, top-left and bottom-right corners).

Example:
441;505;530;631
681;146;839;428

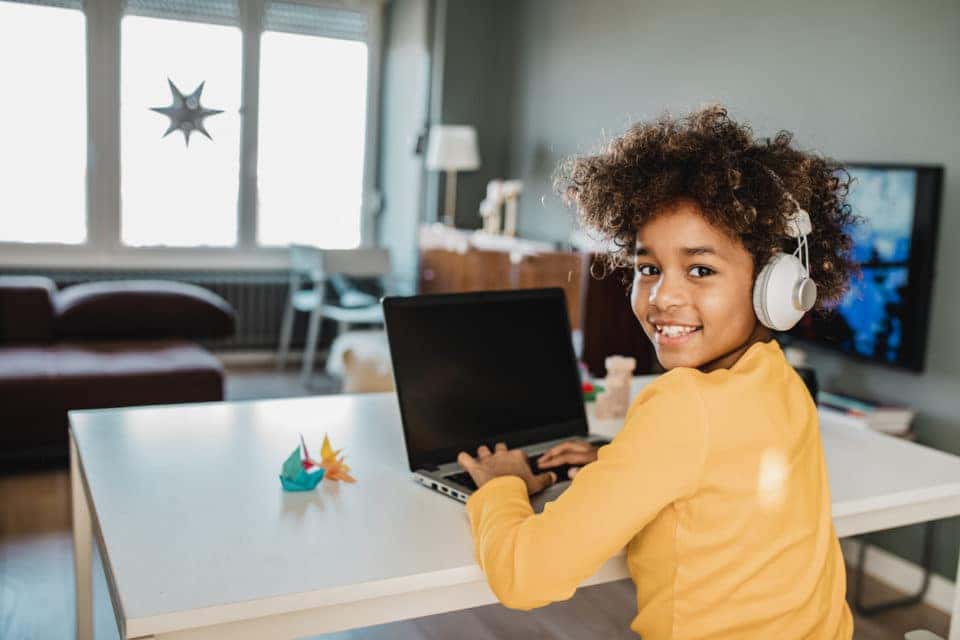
382;288;609;504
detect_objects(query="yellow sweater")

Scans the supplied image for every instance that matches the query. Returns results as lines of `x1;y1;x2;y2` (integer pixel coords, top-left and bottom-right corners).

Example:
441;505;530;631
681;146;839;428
466;340;853;639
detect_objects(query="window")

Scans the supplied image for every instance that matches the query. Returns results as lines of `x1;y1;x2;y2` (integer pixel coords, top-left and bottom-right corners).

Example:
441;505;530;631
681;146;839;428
120;1;242;247
257;2;369;249
0;0;380;263
0;0;86;244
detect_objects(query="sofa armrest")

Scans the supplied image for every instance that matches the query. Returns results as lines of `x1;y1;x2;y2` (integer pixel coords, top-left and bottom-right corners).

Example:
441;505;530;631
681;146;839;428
0;276;58;344
55;280;236;340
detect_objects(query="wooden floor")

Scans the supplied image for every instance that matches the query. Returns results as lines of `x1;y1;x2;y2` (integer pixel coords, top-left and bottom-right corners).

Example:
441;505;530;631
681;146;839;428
0;365;951;639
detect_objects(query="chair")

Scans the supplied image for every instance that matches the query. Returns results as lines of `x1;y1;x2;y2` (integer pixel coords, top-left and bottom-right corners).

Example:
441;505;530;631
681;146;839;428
276;245;392;385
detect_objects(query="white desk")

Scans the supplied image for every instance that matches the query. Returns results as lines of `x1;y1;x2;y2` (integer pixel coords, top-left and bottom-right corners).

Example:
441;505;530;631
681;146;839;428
70;380;960;640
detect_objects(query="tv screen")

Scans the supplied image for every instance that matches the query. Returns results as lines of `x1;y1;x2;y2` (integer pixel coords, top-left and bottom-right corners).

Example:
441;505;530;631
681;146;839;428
789;163;943;371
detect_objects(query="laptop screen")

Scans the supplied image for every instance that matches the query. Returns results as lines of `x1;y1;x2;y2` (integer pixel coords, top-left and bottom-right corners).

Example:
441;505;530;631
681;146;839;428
383;288;588;471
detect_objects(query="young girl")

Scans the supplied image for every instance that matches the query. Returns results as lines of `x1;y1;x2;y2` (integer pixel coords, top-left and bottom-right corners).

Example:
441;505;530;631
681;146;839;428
456;105;857;639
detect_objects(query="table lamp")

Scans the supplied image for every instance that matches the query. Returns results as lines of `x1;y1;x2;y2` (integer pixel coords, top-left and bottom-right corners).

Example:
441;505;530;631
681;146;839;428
425;125;480;226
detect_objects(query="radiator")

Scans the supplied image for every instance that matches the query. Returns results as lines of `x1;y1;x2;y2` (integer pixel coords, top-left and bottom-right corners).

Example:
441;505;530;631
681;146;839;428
1;268;302;350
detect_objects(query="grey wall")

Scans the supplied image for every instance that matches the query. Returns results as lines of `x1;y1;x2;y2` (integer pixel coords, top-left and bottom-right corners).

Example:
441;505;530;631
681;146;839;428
435;0;516;229
497;0;960;580
377;0;432;283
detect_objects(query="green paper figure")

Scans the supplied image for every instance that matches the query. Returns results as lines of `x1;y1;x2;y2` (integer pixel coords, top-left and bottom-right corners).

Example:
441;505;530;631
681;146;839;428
279;445;325;491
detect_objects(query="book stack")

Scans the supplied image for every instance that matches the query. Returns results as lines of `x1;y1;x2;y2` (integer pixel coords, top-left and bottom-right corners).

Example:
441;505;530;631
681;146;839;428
817;391;915;436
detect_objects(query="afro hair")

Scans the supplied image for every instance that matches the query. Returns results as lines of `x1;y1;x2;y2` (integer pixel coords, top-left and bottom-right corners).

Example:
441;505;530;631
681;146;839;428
555;104;858;308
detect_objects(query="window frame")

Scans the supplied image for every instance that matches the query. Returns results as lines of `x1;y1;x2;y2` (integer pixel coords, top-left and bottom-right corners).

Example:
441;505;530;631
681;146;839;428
0;0;385;270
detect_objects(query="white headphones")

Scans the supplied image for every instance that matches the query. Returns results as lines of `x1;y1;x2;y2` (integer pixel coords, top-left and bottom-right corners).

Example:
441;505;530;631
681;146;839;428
752;192;818;331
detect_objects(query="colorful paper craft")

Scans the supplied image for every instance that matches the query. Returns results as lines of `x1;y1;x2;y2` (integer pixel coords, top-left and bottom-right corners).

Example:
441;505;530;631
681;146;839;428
319;433;356;483
279;433;356;491
279;434;325;491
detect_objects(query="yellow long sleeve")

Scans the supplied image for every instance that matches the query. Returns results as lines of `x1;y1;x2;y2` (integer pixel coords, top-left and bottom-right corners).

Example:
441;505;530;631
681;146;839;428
466;368;708;610
464;340;853;639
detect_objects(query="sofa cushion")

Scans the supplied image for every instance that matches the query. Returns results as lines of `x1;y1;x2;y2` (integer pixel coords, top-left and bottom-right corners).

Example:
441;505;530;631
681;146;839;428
55;280;235;340
0;340;225;454
0;276;57;344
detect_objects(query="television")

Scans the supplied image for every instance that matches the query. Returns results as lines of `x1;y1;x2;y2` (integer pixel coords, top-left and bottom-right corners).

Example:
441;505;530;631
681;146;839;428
789;163;944;372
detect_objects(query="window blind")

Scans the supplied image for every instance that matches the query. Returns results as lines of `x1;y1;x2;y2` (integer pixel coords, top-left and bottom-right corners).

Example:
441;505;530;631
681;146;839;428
124;0;239;27
264;1;367;42
10;0;82;9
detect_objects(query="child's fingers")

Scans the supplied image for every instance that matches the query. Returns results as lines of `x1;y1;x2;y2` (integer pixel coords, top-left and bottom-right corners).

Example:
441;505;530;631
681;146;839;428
530;471;557;494
538;449;596;468
494;442;508;452
538;455;591;468
477;445;492;458
457;451;476;470
540;440;593;462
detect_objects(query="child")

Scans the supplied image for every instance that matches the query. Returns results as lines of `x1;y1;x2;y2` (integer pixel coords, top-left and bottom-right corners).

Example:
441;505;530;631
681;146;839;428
456;105;857;639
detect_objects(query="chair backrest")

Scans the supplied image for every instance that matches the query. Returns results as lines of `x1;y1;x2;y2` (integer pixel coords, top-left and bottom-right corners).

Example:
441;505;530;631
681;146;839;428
289;245;391;283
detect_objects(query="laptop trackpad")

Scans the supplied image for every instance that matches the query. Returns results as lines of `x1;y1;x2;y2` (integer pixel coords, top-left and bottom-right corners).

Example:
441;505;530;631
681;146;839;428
530;480;570;513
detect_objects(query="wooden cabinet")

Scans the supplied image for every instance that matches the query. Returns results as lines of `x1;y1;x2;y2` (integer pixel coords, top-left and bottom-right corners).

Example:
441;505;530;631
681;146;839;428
417;225;657;375
418;226;585;329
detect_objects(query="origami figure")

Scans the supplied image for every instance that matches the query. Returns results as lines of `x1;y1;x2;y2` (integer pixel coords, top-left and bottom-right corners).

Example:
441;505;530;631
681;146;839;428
318;433;356;483
279;433;356;491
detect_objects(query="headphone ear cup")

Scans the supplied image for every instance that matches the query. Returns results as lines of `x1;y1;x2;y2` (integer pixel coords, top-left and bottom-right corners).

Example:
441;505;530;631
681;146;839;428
753;259;776;330
753;253;810;331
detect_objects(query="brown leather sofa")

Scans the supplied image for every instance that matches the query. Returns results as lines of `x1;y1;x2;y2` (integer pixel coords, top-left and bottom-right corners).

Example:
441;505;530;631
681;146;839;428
0;276;235;466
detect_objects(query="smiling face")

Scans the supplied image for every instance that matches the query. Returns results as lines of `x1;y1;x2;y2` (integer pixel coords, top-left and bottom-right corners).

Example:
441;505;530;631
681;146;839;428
631;198;770;372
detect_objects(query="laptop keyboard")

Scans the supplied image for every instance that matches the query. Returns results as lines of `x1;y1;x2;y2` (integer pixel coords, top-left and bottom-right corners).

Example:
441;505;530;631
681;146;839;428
443;444;608;492
444;471;478;491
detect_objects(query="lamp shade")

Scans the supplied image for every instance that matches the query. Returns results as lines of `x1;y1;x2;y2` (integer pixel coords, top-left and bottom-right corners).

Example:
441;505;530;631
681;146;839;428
425;125;480;171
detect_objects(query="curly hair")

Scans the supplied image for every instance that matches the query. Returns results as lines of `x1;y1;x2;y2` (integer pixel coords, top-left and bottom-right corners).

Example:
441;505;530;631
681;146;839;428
554;104;858;308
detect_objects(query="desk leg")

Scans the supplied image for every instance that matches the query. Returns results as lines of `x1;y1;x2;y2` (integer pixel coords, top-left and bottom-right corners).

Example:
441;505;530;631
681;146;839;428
71;435;93;640
854;524;935;614
952;542;960;640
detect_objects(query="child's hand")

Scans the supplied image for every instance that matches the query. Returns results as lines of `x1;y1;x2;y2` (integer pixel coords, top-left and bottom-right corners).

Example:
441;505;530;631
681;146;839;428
457;443;557;495
536;440;599;479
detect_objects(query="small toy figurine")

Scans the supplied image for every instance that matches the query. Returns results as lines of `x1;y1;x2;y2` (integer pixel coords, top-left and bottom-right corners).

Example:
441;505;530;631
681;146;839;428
594;355;637;419
500;180;524;237
279;433;356;491
478;179;504;234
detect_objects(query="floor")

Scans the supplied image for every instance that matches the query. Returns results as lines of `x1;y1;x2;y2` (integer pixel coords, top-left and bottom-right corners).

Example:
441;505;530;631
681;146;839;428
0;363;951;639
224;361;341;401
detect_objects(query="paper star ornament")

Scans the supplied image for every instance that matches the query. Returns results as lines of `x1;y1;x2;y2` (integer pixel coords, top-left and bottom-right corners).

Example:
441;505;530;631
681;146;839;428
150;78;223;146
